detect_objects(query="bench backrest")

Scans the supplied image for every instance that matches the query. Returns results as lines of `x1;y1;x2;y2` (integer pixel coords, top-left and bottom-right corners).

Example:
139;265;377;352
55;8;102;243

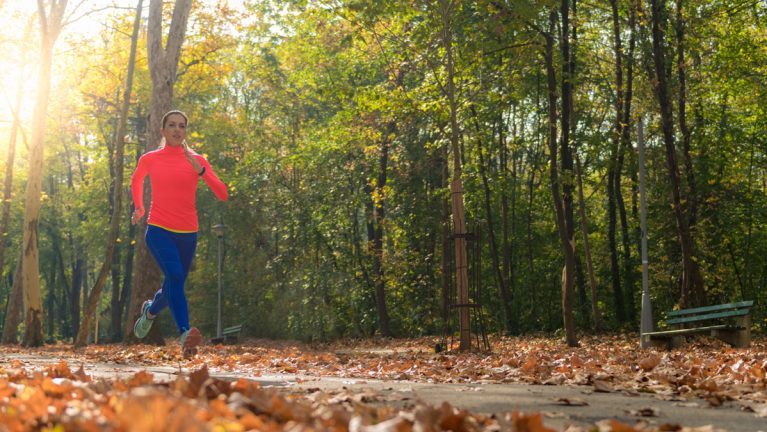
666;300;753;326
223;324;243;335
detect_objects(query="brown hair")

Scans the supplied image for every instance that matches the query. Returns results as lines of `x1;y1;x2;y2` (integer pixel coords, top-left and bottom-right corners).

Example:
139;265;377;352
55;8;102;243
161;110;188;128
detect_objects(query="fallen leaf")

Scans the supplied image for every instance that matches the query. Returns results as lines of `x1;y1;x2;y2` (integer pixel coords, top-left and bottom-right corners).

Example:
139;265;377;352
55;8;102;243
554;397;589;406
627;407;660;417
639;355;661;371
593;380;613;393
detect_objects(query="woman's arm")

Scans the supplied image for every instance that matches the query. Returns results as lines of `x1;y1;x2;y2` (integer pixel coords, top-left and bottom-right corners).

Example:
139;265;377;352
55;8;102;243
196;156;229;201
130;156;149;224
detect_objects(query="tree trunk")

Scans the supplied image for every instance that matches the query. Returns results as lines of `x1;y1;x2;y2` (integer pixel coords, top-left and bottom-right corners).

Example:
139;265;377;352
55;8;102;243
110;241;122;341
502;109;518;333
621;0;639;325
0;49;25;294
368;124;392;337
117;137;143;338
559;0;578;346
526;144;538;321
575;155;602;331
22;0;68;347
1;254;23;344
438;0;471;351
544;10;578;347
675;0;697;230
472;106;513;333
70;252;84;338
650;0;705;308
569;0;589;329
440;142;452;339
76;0;143;347
125;0;192;343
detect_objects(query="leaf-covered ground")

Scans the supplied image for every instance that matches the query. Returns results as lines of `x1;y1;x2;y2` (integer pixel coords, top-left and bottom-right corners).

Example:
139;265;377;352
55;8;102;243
0;334;764;431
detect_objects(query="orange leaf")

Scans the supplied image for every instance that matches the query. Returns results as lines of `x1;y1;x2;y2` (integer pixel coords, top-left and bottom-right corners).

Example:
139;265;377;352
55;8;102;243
638;355;661;371
509;411;556;432
126;370;154;388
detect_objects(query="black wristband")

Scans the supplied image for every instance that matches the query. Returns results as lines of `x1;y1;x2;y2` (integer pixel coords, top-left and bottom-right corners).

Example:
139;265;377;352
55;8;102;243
198;167;206;176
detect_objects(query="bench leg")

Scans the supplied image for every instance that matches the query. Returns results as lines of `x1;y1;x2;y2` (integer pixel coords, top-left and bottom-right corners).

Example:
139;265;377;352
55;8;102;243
643;335;673;349
711;316;751;348
735;315;752;348
669;335;685;349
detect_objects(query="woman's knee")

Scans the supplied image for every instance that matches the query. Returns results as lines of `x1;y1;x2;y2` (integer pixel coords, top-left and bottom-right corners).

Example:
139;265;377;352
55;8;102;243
165;269;186;286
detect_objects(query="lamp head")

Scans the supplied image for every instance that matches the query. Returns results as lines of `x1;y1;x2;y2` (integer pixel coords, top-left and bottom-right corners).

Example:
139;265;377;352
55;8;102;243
212;224;225;238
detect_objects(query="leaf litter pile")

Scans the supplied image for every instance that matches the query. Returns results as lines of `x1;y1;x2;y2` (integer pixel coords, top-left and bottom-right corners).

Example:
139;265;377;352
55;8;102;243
0;334;764;431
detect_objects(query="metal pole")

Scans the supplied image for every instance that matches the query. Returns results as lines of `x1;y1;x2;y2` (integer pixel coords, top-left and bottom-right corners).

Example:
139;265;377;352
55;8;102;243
638;117;653;347
216;234;222;339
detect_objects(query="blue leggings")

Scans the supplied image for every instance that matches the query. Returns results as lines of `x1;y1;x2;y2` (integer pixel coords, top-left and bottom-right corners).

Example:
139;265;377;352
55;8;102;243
145;225;198;335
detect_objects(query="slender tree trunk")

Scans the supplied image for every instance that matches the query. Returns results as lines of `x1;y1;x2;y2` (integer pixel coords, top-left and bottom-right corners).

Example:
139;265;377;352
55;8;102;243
368;124;392;337
675;0;697;229
70;245;83;338
621;0;639;324
525;159;537;322
617;183;635;322
22;0;68;347
110;242;121;341
1;254;23;344
0;53;25;291
440;142;451;338
46;247;56;339
472;106;513;333
544;10;577;347
559;0;578;346
650;0;705;308
77;0;143;347
575;155;602;330
502;109;517;333
50;228;71;338
610;0;638;325
117;136;142;335
607;159;624;323
439;0;471;350
126;0;192;343
569;0;589;328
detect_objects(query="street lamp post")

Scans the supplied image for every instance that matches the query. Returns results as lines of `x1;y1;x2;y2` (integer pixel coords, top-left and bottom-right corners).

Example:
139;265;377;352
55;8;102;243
638;119;653;347
212;224;225;340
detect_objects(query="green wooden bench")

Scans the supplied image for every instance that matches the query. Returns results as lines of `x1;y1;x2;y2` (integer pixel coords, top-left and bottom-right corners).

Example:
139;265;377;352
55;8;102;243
642;301;753;349
210;324;244;345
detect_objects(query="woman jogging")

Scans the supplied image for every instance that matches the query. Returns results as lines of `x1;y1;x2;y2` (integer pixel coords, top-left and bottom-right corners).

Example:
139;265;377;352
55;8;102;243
131;110;229;357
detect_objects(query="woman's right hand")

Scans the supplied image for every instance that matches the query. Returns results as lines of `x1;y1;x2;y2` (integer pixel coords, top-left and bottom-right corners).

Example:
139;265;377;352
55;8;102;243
131;207;145;225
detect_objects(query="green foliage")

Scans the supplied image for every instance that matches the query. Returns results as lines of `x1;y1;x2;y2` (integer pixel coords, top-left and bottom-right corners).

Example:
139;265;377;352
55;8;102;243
2;0;765;342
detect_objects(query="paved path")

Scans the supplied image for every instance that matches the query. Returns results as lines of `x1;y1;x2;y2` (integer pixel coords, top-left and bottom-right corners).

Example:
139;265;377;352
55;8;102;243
1;353;764;431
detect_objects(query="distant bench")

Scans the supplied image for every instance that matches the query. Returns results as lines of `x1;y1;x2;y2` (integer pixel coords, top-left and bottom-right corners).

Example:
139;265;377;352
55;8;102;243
210;324;244;345
642;301;753;349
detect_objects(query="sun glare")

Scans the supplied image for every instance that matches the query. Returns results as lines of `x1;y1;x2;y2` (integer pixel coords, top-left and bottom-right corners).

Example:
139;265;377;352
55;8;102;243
0;0;247;144
0;2;60;134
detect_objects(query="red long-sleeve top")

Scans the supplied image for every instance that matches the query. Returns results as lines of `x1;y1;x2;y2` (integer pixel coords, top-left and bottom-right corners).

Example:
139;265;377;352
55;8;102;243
131;145;228;232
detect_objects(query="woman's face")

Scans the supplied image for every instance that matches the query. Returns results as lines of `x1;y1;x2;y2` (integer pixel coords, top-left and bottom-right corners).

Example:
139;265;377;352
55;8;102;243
161;113;187;147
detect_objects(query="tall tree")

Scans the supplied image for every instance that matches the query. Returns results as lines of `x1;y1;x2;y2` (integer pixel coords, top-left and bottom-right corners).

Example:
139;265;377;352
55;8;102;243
543;7;578;347
472;106;513;333
76;0;144;347
367;119;395;337
559;0;577;345
650;0;705;308
2;254;23;344
0;21;29;339
437;0;471;351
575;155;601;330
125;0;192;343
21;0;68;347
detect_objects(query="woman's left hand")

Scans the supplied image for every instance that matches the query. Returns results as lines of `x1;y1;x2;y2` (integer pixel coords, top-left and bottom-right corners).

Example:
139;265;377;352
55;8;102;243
182;141;204;175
